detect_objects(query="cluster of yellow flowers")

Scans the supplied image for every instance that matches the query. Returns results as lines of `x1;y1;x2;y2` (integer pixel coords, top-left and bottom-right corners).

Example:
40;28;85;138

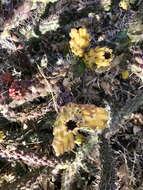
69;27;114;70
84;46;114;70
69;28;91;57
52;103;109;156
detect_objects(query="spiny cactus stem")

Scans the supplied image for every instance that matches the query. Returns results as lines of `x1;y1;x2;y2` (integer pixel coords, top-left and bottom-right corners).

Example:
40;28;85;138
0;144;55;167
105;89;143;139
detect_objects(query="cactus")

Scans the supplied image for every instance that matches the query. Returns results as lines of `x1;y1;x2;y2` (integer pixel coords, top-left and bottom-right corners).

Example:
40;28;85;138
0;144;55;167
39;16;59;35
130;47;143;81
61;131;102;190
3;1;33;31
0;0;47;51
0;64;69;122
127;14;143;43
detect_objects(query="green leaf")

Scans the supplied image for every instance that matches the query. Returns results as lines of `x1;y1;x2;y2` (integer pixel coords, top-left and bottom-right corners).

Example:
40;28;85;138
73;61;86;77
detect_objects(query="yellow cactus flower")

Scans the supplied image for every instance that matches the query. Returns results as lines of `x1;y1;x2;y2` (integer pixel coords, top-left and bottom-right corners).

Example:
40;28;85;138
0;131;6;142
119;0;130;10
78;28;91;40
69;41;85;57
78;38;90;48
84;46;114;70
69;28;79;39
52;125;75;156
122;70;129;79
69;28;91;57
52;103;109;156
78;104;109;130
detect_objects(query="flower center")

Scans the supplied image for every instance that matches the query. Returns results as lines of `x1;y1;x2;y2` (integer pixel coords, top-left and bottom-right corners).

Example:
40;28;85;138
104;52;111;59
66;120;77;131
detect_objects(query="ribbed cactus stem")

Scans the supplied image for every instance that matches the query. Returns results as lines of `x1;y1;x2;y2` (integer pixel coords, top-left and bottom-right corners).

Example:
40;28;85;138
3;1;33;31
0;64;69;122
0;145;55;167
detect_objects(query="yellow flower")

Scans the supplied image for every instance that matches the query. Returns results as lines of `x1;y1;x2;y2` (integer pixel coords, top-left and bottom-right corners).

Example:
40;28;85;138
84;46;114;70
69;28;91;57
0;131;6;142
78;28;91;40
52;125;75;156
119;0;130;10
122;70;129;79
69;41;85;57
78;104;109;130
52;103;109;156
69;28;79;39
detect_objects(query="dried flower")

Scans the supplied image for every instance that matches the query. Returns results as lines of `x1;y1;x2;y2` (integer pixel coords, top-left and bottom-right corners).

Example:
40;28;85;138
9;81;26;100
0;72;13;86
84;46;114;70
69;28;91;57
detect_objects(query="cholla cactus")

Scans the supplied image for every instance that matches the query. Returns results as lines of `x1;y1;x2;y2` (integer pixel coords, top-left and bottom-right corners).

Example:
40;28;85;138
84;46;114;70
131;64;143;81
69;28;91;57
130;47;143;81
52;103;109;156
0;144;55;167
39;16;59;35
0;64;69;122
3;1;33;31
127;14;143;43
